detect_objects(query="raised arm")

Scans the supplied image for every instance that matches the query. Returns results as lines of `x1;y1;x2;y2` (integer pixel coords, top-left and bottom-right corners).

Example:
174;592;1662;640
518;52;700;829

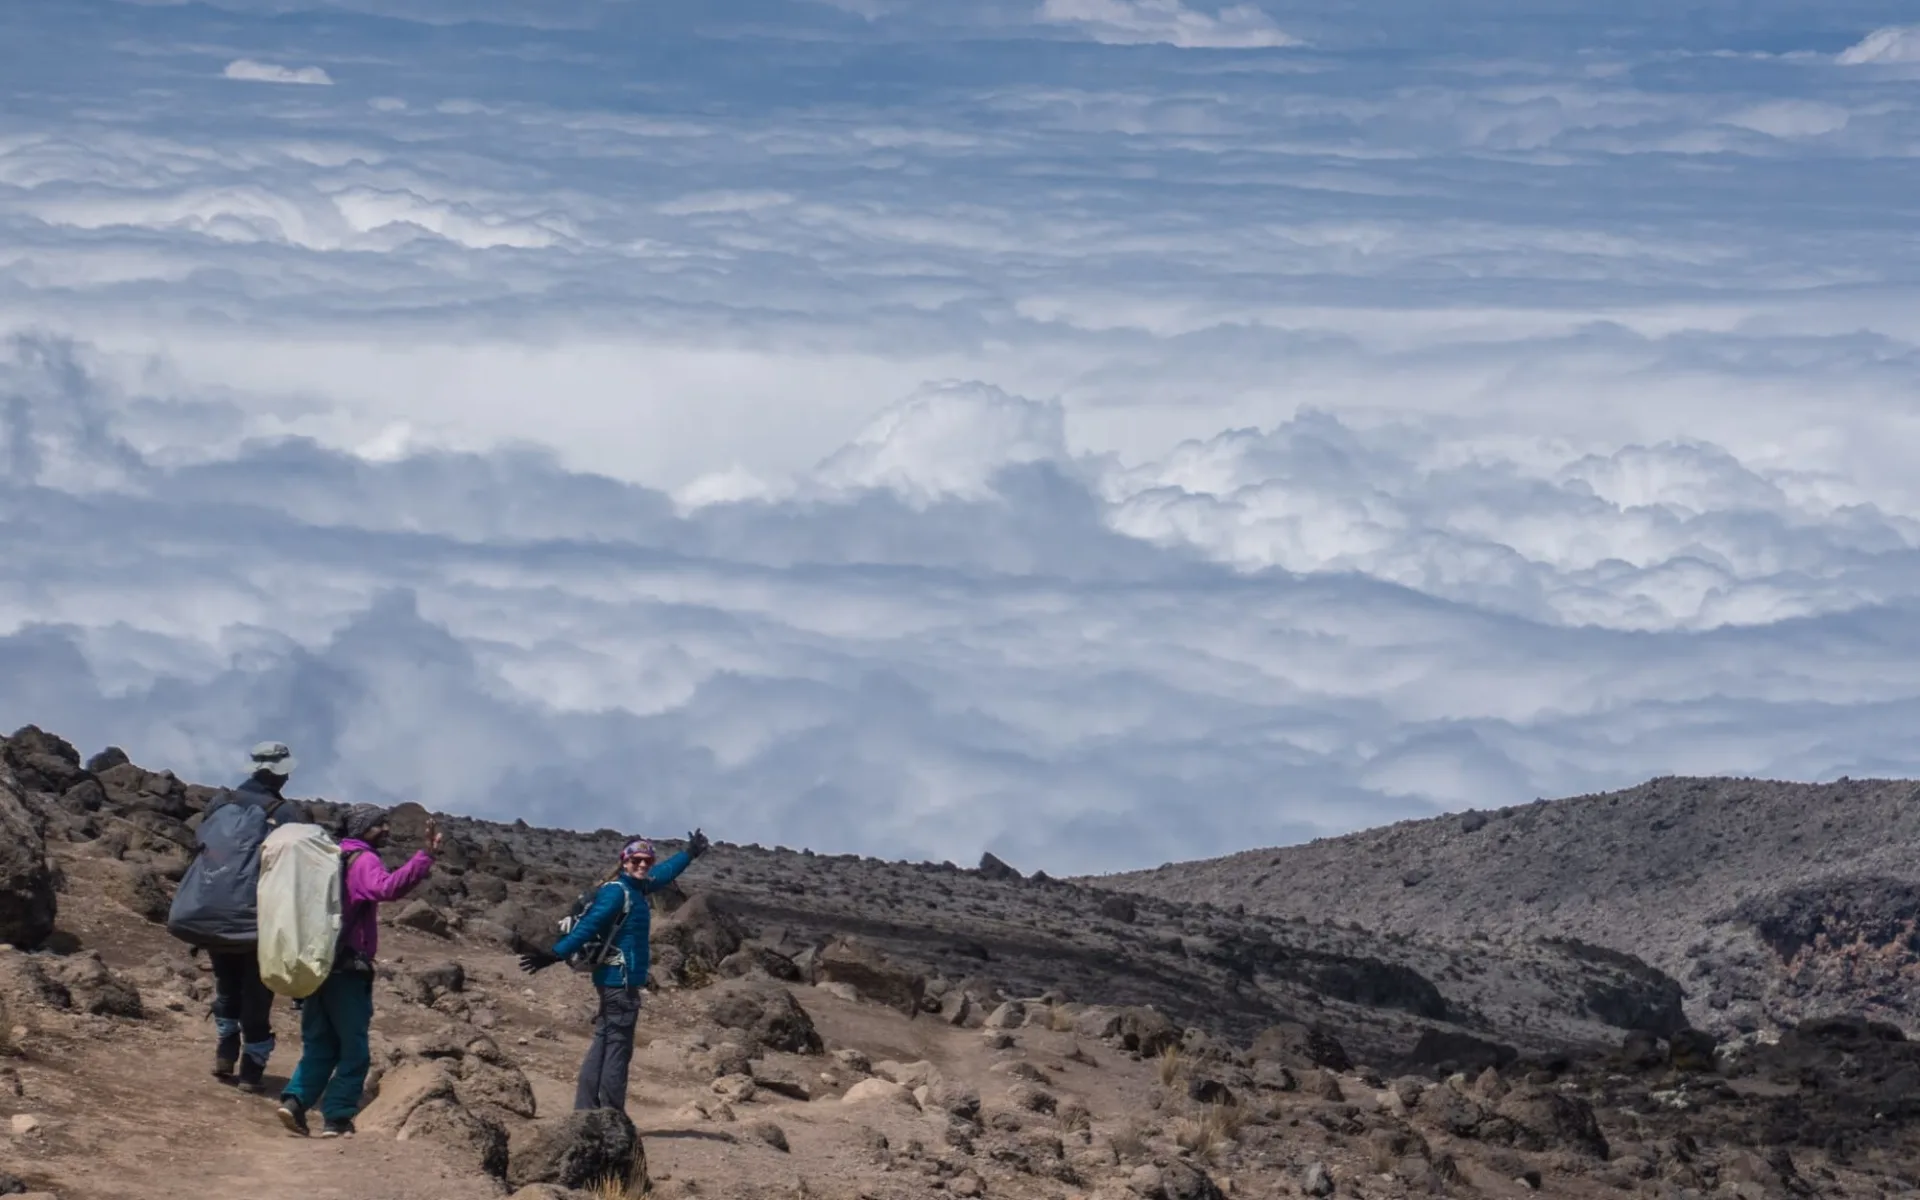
347;848;434;904
640;850;692;893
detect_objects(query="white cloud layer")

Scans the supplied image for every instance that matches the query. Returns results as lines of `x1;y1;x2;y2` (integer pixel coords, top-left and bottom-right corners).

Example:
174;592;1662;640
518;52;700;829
223;58;335;86
4;0;1920;872
1838;26;1920;64
1037;0;1297;48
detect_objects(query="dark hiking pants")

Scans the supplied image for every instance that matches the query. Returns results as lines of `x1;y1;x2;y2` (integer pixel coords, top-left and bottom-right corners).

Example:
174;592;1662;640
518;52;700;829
210;949;277;1066
574;984;643;1111
284;970;376;1121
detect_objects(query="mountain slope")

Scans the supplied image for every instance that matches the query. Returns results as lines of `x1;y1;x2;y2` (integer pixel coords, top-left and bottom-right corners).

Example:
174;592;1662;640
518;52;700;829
1093;775;1920;1036
13;729;1920;1197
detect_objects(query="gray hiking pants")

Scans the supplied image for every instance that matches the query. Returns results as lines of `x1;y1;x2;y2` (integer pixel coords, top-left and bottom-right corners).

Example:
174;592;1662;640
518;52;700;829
574;984;642;1111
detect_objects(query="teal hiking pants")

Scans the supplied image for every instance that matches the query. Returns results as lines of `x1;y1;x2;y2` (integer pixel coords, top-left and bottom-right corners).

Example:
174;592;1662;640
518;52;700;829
283;970;375;1120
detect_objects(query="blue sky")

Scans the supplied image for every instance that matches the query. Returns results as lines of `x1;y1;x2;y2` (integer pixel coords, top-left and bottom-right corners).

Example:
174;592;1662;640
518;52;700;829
3;0;1919;871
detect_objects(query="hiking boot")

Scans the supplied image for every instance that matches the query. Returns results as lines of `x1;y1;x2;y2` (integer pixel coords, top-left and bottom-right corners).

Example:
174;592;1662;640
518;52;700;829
319;1117;356;1138
236;1057;267;1094
214;1030;240;1081
276;1096;310;1137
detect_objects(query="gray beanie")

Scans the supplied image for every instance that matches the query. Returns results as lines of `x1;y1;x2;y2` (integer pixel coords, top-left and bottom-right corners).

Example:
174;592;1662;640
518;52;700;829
340;804;389;842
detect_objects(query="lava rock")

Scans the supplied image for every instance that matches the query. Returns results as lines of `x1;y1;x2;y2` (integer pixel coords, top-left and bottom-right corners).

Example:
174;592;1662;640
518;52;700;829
976;852;1023;883
1406;1029;1518;1076
652;894;748;982
507;1109;643;1191
0;776;56;949
702;980;824;1055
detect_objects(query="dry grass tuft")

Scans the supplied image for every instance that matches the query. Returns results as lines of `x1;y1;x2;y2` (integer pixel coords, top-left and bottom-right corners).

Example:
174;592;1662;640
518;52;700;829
1157;1044;1184;1086
1173;1103;1246;1161
1171;1115;1217;1158
1209;1100;1250;1141
582;1150;652;1198
1047;1006;1078;1033
1055;1100;1093;1135
0;994;16;1058
1109;1118;1151;1162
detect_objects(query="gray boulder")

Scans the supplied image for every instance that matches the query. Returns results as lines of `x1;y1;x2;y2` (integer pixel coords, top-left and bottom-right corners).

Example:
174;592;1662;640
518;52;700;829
1251;1021;1351;1072
395;900;454;938
105;862;172;924
1115;1006;1181;1057
813;938;925;1017
702;980;824;1055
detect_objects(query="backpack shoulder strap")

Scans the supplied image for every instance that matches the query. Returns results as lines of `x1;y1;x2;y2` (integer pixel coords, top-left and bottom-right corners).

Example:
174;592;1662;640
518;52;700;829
594;879;633;916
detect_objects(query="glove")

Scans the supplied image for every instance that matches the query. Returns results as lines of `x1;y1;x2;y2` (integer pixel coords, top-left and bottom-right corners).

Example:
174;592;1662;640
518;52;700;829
519;948;561;975
687;827;711;859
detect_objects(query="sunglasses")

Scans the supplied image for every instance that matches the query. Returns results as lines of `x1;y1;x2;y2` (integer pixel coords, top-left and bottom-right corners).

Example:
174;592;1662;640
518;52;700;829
624;853;655;865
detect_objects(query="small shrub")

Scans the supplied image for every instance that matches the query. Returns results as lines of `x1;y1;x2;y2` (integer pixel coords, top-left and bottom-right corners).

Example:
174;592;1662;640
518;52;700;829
1047;1007;1078;1033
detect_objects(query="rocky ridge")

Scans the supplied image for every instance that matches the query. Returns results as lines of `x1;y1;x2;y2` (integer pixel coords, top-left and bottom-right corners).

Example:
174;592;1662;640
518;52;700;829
1094;776;1920;1040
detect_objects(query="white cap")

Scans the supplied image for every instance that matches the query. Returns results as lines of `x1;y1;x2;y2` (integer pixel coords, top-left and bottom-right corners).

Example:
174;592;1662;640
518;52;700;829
249;741;297;777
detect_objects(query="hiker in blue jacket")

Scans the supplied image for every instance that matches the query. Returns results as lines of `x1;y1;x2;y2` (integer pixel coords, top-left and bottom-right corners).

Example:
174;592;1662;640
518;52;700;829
517;830;711;1111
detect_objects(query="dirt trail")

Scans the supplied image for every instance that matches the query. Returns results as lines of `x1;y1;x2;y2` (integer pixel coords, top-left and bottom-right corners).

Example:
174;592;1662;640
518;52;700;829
8;1024;492;1200
5;917;1007;1200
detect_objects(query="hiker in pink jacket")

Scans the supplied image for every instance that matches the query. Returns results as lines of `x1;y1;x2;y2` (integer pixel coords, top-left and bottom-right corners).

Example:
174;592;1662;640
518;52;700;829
277;804;438;1138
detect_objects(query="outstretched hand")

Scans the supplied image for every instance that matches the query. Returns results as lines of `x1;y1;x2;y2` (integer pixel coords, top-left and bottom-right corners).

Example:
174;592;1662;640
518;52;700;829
518;948;561;975
510;933;560;974
687;827;711;859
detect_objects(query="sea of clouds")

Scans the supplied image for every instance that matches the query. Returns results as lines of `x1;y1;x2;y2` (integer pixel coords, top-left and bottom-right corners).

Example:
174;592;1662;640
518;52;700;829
4;0;1920;873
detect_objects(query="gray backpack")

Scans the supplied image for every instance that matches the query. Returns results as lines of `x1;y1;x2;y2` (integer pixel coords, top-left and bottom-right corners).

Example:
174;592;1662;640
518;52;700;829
557;881;632;973
167;792;288;949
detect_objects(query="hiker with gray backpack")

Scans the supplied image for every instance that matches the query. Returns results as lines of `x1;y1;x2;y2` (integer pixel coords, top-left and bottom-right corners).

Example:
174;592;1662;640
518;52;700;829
517;830;711;1111
167;741;310;1092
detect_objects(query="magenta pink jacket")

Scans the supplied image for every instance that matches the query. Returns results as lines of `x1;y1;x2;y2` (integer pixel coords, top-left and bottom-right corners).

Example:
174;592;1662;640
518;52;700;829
338;838;433;961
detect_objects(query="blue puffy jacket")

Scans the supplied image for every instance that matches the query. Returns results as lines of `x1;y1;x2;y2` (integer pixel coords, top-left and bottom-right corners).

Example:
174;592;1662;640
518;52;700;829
549;851;691;988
